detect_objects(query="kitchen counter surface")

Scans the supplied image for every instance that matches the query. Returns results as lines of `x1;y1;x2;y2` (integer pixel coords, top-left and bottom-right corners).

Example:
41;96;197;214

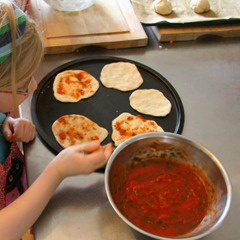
21;26;240;240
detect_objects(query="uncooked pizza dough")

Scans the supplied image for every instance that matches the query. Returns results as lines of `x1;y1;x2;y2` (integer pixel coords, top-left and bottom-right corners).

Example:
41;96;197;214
129;89;171;117
152;0;173;16
190;0;210;13
112;112;164;146
52;114;108;148
100;62;143;91
53;70;99;102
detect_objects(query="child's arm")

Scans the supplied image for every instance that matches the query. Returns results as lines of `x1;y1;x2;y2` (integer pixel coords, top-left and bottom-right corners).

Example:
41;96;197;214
0;141;112;240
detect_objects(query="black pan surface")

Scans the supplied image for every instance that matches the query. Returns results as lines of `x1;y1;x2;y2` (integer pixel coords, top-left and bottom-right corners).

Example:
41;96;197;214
31;56;184;154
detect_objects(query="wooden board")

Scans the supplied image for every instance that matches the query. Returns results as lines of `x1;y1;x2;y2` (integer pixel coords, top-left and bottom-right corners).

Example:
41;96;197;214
40;0;130;38
151;24;240;42
28;0;148;54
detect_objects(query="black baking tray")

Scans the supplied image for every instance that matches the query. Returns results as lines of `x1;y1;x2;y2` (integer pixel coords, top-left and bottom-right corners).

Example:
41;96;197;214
31;56;184;154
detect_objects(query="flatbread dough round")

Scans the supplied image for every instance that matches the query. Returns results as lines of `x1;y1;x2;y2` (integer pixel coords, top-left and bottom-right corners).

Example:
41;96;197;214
53;70;99;102
100;62;143;91
129;89;171;117
112;112;164;146
52;114;108;148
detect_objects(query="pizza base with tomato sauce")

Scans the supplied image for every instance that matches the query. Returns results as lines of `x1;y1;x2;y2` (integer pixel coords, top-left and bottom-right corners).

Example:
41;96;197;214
112;112;164;146
52;115;108;148
53;70;99;102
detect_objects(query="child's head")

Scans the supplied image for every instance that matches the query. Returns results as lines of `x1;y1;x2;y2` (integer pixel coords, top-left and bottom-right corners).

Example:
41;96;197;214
0;0;43;116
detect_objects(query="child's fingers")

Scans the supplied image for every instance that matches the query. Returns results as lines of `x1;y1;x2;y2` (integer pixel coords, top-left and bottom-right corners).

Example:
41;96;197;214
79;141;101;154
2;117;36;143
102;143;113;159
2;116;14;141
83;143;113;171
11;122;35;142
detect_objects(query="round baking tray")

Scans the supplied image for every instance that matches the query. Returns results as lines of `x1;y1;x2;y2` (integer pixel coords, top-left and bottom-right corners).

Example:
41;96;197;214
31;56;184;154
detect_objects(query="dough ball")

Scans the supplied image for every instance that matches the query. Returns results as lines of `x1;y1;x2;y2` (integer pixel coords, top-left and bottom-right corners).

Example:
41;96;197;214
190;0;210;13
152;0;172;16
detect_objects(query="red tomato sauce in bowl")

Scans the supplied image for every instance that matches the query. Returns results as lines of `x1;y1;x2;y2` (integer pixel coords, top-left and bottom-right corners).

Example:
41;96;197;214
112;158;211;238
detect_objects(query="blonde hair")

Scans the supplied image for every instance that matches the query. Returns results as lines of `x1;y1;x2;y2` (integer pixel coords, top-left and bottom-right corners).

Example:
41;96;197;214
0;0;43;117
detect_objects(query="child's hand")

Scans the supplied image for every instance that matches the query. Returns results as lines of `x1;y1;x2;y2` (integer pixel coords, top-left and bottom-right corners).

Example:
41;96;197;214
51;141;112;180
2;116;36;142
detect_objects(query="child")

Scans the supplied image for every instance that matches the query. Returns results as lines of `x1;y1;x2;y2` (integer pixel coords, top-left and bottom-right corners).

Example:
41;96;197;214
0;1;112;239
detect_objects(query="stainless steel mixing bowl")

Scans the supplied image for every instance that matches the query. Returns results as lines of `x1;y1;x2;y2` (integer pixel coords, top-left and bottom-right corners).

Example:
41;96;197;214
105;132;232;240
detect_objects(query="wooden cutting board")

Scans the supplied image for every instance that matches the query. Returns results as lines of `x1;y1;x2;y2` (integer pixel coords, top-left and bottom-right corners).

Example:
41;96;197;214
151;24;240;42
28;0;148;54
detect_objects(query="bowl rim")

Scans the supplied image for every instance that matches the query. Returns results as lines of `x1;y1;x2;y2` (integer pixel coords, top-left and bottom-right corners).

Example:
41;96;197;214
104;132;232;240
43;0;97;12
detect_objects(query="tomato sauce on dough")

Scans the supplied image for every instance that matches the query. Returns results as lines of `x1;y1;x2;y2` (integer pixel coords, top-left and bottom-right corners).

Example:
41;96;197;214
55;115;101;146
57;71;92;99
112;158;210;237
112;113;162;146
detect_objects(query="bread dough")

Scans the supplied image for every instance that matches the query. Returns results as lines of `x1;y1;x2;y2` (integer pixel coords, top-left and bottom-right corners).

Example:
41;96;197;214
129;89;171;117
190;0;210;13
100;62;143;91
152;0;172;16
53;70;99;103
52;115;108;148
